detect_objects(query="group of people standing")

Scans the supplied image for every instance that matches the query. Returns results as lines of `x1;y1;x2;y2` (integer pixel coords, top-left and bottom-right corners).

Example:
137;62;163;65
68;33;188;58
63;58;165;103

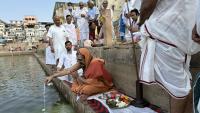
44;0;112;68
63;0;115;46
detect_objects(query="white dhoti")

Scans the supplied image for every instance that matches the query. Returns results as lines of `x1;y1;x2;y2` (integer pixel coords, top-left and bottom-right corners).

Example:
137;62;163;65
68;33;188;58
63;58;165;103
45;46;56;65
139;27;191;98
54;46;66;60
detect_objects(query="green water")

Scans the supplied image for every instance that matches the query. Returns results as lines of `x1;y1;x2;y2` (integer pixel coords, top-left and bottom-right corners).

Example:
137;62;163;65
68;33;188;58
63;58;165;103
0;55;75;113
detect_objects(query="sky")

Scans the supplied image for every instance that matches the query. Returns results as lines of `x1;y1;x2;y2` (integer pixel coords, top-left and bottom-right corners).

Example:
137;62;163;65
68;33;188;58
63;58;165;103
0;0;88;23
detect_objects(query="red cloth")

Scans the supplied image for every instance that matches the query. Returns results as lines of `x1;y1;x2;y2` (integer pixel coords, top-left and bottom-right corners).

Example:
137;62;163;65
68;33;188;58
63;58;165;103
84;58;113;85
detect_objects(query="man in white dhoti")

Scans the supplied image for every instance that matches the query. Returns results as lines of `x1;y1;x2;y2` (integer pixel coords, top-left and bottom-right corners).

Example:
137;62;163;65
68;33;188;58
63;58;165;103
57;41;82;82
130;0;200;113
63;15;77;47
44;25;56;66
47;16;69;65
74;2;89;46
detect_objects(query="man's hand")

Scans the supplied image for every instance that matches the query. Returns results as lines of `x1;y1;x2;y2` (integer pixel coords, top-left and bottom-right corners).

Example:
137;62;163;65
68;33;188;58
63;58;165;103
192;25;200;44
45;76;54;84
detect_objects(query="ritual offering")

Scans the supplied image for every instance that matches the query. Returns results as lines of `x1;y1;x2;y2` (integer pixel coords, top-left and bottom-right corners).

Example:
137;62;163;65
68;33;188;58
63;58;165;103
105;91;132;109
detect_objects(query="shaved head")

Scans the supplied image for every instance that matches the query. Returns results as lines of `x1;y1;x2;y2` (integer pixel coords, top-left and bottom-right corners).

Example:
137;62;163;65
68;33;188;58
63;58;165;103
53;16;61;26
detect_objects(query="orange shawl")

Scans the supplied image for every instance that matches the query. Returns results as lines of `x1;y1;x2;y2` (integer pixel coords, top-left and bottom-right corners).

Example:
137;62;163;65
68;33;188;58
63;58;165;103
79;48;113;85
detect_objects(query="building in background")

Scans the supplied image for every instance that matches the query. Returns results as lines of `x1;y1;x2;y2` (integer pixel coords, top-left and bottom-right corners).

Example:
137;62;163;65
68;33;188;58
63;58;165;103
35;22;50;41
23;16;37;28
9;20;25;41
0;19;7;37
52;2;67;23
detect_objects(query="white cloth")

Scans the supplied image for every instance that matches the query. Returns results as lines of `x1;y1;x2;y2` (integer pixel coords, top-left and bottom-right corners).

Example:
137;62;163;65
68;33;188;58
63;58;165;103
57;50;83;81
139;0;200;98
45;46;56;65
145;0;200;55
63;23;77;45
47;25;68;60
84;40;93;47
74;7;89;40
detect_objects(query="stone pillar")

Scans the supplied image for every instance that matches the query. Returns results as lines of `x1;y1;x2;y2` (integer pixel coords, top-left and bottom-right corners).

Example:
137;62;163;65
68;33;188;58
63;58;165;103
101;9;113;46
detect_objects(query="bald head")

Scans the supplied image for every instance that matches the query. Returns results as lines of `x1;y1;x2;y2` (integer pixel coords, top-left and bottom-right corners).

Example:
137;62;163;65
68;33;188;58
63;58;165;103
53;16;61;26
87;0;94;8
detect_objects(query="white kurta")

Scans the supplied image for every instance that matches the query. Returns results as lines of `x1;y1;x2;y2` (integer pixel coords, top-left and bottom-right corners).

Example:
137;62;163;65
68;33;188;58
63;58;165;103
47;25;68;60
139;0;200;98
57;51;77;69
63;23;77;45
74;7;89;40
57;50;83;81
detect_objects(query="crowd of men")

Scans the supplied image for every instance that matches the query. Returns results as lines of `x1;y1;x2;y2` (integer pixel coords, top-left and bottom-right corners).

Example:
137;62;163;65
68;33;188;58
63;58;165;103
44;0;200;113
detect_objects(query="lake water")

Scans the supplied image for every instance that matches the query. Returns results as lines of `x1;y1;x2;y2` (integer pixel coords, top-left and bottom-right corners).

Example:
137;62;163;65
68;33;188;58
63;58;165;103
0;55;75;113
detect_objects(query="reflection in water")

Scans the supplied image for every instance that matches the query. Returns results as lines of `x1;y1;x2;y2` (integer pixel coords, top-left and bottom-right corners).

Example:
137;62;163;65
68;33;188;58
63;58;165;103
0;55;75;113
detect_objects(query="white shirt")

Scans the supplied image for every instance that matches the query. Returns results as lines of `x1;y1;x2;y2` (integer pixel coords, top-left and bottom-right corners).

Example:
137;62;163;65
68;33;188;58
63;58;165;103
57;50;77;69
144;0;200;55
74;7;89;33
63;23;77;45
87;6;99;20
47;25;68;59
